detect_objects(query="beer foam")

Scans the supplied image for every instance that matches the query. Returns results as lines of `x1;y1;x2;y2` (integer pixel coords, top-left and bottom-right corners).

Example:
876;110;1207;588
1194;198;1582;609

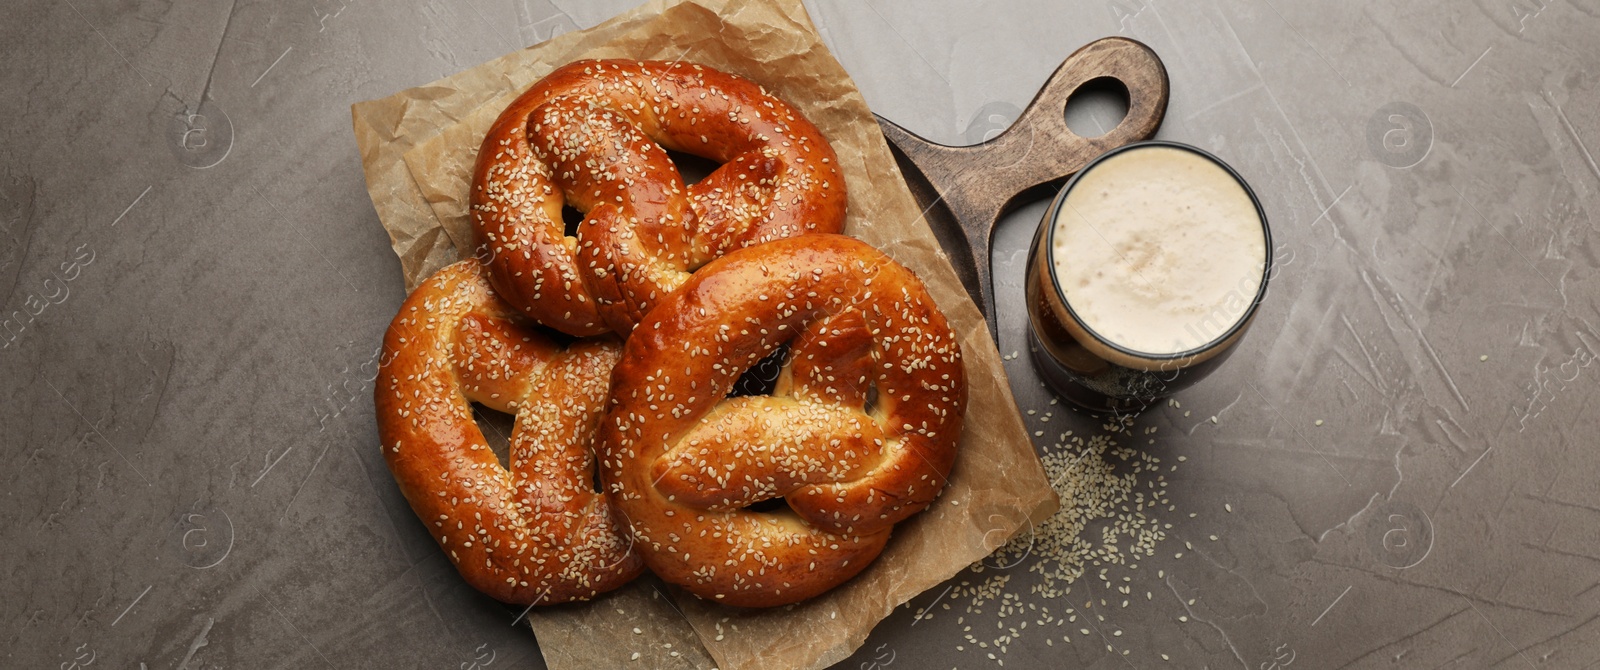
1050;145;1265;356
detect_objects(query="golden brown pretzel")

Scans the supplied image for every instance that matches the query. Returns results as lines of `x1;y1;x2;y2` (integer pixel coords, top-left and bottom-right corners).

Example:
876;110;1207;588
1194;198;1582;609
376;260;642;604
598;234;966;607
470;59;847;337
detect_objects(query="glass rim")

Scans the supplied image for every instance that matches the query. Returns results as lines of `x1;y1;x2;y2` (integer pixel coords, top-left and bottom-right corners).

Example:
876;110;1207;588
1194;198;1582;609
1042;140;1273;362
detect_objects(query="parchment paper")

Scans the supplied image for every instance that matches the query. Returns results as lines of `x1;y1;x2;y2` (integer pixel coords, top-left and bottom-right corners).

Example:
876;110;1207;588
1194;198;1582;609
350;0;1057;668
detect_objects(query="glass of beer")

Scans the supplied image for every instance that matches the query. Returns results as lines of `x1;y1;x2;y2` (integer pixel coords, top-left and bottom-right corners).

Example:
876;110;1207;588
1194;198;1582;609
1024;141;1272;414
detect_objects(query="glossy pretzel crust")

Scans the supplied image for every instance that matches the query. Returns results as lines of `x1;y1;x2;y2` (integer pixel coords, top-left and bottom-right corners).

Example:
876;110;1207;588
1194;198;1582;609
599;235;966;607
376;261;642;604
470;59;848;337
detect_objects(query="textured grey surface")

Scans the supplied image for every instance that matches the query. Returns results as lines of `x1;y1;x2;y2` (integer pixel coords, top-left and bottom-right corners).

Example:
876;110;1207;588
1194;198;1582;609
3;0;1598;668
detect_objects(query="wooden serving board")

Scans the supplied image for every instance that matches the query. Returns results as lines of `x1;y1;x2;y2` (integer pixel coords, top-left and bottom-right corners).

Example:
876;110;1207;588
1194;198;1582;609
876;36;1170;338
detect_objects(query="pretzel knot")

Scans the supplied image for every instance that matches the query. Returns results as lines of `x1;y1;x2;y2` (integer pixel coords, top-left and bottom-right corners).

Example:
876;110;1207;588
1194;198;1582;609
470;59;848;337
376;261;642;604
599;235;966;607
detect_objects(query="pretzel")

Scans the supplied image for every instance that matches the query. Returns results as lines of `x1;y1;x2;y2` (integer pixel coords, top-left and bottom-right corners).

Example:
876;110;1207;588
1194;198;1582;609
375;260;642;604
598;234;966;607
470;59;848;337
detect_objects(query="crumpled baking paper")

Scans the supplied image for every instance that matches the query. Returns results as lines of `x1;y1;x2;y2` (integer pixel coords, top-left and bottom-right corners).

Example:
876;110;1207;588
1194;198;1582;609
350;0;1056;667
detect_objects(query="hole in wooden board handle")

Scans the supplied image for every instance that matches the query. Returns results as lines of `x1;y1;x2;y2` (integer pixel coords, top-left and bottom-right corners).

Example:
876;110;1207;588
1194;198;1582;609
1025;37;1170;174
1062;76;1132;140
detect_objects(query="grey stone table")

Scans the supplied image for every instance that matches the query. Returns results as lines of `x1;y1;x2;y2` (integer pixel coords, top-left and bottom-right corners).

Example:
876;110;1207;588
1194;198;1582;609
4;0;1597;668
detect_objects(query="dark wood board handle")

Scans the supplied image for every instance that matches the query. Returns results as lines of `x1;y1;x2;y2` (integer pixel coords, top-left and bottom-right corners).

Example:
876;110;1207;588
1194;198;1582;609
877;36;1170;338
